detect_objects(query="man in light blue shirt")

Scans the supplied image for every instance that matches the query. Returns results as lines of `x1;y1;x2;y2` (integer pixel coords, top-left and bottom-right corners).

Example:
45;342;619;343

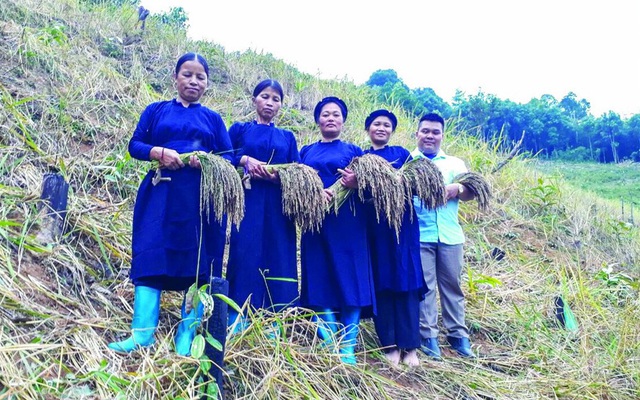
412;113;476;358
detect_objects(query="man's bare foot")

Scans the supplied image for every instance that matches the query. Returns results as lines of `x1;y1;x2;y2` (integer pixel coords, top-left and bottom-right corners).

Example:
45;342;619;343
402;349;420;367
385;349;401;366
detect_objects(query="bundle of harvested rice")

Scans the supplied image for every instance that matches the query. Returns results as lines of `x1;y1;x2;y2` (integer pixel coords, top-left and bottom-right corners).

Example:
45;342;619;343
454;171;492;211
236;163;326;233
328;153;405;236
153;151;245;227
399;157;446;211
267;163;326;233
351;153;405;232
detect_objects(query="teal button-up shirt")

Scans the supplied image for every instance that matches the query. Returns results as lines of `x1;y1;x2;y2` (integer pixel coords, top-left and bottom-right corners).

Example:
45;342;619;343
411;148;468;245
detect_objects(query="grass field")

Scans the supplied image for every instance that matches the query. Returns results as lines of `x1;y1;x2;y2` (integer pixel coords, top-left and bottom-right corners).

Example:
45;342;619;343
534;160;640;205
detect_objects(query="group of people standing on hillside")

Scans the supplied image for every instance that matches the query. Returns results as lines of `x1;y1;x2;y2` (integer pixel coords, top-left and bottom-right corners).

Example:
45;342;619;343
106;52;478;366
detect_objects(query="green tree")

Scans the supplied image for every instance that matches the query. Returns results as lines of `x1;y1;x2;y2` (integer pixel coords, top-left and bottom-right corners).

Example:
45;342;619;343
366;69;402;87
560;92;590;120
597;112;623;163
623;114;640;161
154;7;189;30
414;87;452;118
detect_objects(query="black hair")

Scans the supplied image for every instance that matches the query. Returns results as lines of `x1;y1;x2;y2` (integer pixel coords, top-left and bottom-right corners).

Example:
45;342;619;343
365;109;397;131
419;112;445;130
313;96;348;123
252;79;284;100
175;52;209;77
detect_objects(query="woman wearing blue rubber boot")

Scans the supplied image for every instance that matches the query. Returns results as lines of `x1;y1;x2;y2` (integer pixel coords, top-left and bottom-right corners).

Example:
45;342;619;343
299;97;376;365
108;286;160;353
339;307;361;365
313;309;339;347
174;297;205;356
108;53;233;355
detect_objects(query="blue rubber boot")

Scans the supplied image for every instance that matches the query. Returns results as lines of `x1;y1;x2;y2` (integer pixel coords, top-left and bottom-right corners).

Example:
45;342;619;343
447;336;476;358
313;308;338;348
266;321;282;340
339;307;361;365
420;337;442;359
175;295;204;356
228;309;248;335
108;286;161;353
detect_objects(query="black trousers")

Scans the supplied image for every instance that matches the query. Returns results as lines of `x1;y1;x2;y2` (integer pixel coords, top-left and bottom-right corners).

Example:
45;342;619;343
374;290;421;350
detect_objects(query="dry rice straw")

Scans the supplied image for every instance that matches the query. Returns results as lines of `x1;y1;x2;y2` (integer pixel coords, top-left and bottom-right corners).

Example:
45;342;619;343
266;163;326;233
454;171;492;211
328;154;405;236
153;151;245;228
238;163;326;233
399;157;447;212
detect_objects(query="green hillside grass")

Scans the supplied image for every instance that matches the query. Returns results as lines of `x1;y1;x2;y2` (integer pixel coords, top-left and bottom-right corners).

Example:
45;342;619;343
1;0;639;399
535;160;640;206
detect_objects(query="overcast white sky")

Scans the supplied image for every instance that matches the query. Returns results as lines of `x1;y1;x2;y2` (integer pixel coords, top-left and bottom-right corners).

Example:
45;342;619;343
143;0;640;118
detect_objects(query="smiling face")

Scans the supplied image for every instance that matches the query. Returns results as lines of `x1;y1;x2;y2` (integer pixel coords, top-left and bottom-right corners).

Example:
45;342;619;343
174;60;207;105
318;102;344;140
416;120;444;155
253;86;282;124
367;116;394;148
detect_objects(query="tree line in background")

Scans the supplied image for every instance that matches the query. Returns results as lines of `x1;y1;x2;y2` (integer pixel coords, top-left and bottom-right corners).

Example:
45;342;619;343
80;1;640;164
367;69;640;163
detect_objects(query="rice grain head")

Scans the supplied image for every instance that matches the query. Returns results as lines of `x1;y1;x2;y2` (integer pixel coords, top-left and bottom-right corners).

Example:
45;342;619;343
161;152;246;229
399;157;447;212
267;163;326;233
454;171;492;211
349;153;406;237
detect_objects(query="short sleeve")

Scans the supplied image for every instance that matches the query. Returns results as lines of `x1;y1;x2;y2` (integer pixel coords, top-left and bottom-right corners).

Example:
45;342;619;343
452;157;468;176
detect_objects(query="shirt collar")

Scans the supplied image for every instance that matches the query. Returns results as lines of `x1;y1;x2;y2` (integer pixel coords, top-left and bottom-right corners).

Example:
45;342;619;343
412;147;446;160
252;120;275;127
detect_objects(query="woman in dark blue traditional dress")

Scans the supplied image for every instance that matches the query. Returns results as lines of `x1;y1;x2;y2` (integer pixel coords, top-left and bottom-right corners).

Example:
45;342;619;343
226;80;300;329
363;109;427;367
108;53;233;356
299;97;376;365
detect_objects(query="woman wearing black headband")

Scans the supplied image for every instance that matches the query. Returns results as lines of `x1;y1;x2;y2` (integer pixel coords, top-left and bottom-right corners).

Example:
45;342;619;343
299;97;376;365
108;53;233;356
363;109;426;367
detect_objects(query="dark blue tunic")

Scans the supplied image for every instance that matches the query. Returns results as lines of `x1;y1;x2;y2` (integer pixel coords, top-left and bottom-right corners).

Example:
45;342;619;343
364;146;426;295
128;100;233;291
226;121;300;310
299;140;376;317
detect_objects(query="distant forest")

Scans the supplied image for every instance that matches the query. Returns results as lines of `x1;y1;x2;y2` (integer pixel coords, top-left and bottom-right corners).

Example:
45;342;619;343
366;69;640;163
